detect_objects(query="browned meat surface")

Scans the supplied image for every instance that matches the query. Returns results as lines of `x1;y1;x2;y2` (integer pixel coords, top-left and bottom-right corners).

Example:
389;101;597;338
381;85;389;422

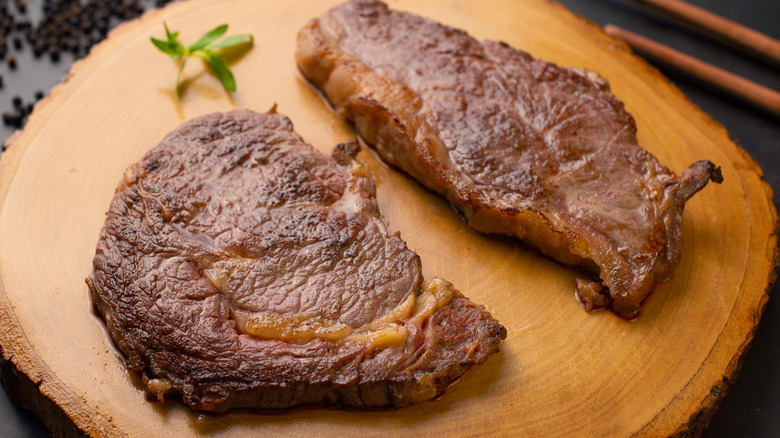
87;109;505;412
296;0;722;318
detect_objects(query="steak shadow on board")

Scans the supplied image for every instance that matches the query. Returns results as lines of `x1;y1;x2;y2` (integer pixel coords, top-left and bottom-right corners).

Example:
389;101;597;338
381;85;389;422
295;0;723;319
87;109;506;412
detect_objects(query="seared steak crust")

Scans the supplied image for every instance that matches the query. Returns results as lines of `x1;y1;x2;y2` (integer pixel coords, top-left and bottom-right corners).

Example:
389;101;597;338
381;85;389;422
296;0;722;318
87;109;505;412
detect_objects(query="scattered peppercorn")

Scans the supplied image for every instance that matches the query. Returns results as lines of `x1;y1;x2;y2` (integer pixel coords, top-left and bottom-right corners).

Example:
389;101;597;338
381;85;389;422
0;0;178;133
15;0;26;15
2;111;21;128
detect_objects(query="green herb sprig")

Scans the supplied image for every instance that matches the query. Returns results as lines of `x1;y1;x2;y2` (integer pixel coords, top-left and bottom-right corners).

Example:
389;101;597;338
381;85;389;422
151;22;253;98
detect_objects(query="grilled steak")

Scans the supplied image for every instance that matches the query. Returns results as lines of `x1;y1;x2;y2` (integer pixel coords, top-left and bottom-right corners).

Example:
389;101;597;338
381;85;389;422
87;109;505;412
296;0;723;318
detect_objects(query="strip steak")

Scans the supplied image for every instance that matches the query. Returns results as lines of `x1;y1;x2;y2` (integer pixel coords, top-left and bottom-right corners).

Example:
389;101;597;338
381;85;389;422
87;109;506;412
295;0;723;318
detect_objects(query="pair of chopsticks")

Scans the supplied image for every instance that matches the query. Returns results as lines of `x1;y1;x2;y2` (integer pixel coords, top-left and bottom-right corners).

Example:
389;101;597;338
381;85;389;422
604;0;780;117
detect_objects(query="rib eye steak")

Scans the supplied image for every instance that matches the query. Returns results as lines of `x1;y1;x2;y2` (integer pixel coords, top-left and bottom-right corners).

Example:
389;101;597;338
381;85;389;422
296;0;723;318
87;109;506;412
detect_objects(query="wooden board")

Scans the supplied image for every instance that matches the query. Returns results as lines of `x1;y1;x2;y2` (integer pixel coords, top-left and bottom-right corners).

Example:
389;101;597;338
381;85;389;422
0;0;776;436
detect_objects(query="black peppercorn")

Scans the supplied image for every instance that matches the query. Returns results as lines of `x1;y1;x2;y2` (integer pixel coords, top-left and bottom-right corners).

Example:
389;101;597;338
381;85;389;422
0;0;175;135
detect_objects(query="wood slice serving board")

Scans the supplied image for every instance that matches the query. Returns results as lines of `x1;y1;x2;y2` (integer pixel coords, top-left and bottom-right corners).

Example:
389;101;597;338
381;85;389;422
0;0;776;436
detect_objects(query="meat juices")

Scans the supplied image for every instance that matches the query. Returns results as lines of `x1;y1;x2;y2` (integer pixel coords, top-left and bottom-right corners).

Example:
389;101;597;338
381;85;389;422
87;109;505;411
296;0;722;318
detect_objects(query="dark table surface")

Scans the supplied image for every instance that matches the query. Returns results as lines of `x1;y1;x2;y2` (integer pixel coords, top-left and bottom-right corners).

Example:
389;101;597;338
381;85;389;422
0;0;778;436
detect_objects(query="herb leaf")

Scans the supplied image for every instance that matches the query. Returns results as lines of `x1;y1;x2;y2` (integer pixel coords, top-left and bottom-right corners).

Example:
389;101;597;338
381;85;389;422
204;53;235;92
150;37;179;57
207;33;253;51
164;22;178;43
188;24;228;52
151;22;253;98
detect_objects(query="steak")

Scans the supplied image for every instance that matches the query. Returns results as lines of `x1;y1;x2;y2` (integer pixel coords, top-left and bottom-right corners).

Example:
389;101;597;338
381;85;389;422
296;0;723;318
87;109;505;412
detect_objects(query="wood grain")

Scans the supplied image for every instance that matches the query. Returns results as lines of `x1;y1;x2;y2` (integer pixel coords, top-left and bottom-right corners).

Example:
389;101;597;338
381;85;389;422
0;0;776;437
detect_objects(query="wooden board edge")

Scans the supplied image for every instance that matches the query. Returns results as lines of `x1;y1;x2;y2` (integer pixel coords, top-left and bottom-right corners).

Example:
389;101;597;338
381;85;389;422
555;4;780;435
0;286;128;437
0;3;171;205
672;253;778;438
668;121;779;437
0;6;174;438
647;161;778;437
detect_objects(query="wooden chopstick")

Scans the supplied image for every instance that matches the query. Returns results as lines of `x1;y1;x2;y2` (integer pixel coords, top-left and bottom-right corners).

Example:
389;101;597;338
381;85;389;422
604;24;780;117
628;0;780;67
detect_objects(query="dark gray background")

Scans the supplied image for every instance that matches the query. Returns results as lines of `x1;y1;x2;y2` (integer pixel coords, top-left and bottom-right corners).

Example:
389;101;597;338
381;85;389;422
1;0;778;436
